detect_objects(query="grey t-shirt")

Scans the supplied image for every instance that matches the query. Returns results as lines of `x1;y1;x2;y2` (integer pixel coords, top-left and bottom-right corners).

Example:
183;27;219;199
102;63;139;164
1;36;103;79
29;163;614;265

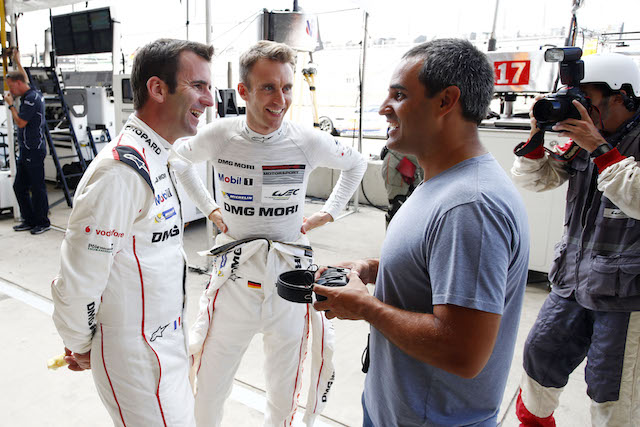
364;153;530;426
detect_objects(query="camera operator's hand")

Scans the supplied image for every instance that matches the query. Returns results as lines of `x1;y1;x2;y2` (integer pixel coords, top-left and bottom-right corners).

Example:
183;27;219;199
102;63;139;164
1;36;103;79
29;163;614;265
552;100;607;153
313;272;371;320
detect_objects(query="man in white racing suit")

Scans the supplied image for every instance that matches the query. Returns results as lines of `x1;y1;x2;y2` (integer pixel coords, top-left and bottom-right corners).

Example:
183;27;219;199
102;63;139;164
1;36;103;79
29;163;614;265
51;39;214;426
171;40;367;426
512;53;640;426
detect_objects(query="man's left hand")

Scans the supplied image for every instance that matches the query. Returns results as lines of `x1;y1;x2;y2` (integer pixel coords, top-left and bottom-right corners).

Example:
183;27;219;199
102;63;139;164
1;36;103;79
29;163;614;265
301;211;333;234
552;100;607;152
312;272;370;320
4;93;13;106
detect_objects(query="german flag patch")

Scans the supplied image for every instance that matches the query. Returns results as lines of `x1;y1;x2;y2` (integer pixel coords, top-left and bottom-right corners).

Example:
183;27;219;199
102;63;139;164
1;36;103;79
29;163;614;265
248;281;262;289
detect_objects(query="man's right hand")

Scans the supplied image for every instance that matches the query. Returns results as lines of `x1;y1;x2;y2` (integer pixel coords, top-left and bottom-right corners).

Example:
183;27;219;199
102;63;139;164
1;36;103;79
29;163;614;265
208;208;228;233
315;259;378;285
64;347;91;371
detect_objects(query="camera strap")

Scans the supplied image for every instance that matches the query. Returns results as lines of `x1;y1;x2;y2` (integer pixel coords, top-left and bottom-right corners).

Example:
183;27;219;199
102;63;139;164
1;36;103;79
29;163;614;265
515;130;584;163
606;110;640;148
546;142;583;162
514;131;545;157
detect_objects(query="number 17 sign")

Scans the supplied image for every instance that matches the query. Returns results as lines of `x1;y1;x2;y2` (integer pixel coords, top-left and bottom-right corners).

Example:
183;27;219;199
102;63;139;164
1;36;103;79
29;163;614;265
494;60;531;86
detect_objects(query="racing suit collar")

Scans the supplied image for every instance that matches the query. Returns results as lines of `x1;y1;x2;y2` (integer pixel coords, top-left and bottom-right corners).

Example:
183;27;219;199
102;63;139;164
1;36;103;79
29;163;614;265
242;119;286;143
129;113;172;151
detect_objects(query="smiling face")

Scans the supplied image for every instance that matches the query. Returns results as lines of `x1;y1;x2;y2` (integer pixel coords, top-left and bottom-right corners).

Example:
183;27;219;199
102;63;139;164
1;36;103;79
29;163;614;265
238;58;293;135
379;58;436;155
164;50;214;141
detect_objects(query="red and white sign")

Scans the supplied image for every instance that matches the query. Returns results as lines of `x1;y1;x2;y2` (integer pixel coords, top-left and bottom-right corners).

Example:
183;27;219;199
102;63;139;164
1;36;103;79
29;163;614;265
494;60;531;86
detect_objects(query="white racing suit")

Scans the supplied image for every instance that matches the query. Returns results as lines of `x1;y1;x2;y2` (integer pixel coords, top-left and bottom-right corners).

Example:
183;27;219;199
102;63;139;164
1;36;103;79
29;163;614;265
52;115;195;426
171;117;367;426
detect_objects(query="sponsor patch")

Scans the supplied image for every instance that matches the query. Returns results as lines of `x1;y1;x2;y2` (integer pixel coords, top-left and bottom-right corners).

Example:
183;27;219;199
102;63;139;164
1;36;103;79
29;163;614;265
261;186;301;203
88;243;114;254
87;302;97;334
218;158;255;170
334;140;353;157
124;124;162;155
90;228;125;238
154;207;177;223
222;191;253;202
155;187;174;205
217;173;253;186
603;208;629;219
262;164;305;185
154;172;167;184
223;202;299;217
152;225;180;243
150;324;169;341
248;281;262;289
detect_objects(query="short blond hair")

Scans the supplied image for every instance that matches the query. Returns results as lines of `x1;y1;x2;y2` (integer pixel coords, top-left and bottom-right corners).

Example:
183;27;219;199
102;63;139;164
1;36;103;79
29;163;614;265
239;40;296;88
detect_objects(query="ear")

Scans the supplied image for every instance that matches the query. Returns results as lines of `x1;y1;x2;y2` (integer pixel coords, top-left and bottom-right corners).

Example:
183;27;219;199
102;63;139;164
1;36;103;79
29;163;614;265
614;89;634;110
438;85;461;117
146;76;168;104
237;82;249;101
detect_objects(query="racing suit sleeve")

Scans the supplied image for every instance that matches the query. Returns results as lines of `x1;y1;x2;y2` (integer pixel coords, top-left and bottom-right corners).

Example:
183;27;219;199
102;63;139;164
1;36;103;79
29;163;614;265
51;161;152;353
169;145;219;217
511;154;570;192
594;148;640;219
306;131;368;219
169;125;220;216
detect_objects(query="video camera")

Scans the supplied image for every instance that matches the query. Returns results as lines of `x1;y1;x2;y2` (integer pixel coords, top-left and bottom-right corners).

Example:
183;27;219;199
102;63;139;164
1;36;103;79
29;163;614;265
532;47;591;131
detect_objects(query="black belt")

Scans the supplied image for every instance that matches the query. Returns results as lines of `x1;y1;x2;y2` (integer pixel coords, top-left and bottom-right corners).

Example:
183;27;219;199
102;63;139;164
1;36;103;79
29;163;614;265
205;237;313;257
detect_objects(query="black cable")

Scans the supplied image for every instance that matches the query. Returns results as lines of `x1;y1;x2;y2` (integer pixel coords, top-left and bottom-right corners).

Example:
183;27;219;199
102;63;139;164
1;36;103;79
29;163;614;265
360;180;387;211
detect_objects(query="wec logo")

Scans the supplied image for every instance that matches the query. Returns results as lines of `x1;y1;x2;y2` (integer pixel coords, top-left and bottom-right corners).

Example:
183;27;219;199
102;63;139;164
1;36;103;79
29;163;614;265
272;189;299;197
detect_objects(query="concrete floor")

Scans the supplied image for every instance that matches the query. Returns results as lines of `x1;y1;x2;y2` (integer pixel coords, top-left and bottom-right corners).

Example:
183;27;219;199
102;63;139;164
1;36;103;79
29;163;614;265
0;184;592;427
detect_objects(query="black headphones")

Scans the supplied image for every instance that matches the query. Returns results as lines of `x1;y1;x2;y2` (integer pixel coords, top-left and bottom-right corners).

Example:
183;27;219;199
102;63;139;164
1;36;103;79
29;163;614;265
622;93;636;111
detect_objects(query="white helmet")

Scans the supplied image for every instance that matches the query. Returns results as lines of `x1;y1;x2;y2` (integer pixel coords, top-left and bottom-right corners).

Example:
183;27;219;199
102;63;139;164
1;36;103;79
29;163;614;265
582;53;640;97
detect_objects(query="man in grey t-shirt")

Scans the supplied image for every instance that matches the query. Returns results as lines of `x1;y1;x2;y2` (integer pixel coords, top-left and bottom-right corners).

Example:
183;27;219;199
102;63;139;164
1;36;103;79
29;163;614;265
314;39;530;426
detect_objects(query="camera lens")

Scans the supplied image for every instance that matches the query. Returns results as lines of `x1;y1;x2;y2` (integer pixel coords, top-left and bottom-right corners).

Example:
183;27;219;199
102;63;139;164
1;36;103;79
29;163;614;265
533;98;569;123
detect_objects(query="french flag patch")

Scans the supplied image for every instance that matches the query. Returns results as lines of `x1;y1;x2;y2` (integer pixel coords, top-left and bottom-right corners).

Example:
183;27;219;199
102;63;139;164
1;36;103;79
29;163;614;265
174;316;182;330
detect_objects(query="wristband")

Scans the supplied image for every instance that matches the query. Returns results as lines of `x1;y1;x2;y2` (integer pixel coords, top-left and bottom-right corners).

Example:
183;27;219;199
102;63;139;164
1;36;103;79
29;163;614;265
590;143;612;158
8;104;14;109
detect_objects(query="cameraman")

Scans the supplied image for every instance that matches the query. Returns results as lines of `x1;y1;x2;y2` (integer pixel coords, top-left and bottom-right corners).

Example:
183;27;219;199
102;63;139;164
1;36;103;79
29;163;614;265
380;146;424;227
512;53;640;426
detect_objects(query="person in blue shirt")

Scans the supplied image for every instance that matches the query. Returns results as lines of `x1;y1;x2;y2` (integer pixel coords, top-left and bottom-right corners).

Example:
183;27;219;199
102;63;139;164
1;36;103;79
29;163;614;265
4;49;49;234
313;39;530;426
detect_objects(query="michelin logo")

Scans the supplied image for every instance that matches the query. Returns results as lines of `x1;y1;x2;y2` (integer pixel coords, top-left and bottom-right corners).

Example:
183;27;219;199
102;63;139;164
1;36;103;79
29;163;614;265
222;191;253;202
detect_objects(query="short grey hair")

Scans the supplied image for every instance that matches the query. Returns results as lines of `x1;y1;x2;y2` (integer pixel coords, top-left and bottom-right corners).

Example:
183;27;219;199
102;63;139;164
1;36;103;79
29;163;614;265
403;39;494;124
239;40;296;88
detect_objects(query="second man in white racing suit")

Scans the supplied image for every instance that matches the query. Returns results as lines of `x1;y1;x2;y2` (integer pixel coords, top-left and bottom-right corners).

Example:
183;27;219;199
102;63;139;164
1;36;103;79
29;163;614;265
171;40;367;426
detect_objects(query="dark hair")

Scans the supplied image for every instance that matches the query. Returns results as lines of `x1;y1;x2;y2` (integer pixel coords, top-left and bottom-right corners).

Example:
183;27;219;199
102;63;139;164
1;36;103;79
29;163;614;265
590;83;639;112
403;39;495;124
239;40;296;88
6;71;25;83
131;38;214;110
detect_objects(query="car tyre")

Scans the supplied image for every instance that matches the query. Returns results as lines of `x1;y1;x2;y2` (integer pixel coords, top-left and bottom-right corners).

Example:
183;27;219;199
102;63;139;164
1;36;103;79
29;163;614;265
319;116;338;136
